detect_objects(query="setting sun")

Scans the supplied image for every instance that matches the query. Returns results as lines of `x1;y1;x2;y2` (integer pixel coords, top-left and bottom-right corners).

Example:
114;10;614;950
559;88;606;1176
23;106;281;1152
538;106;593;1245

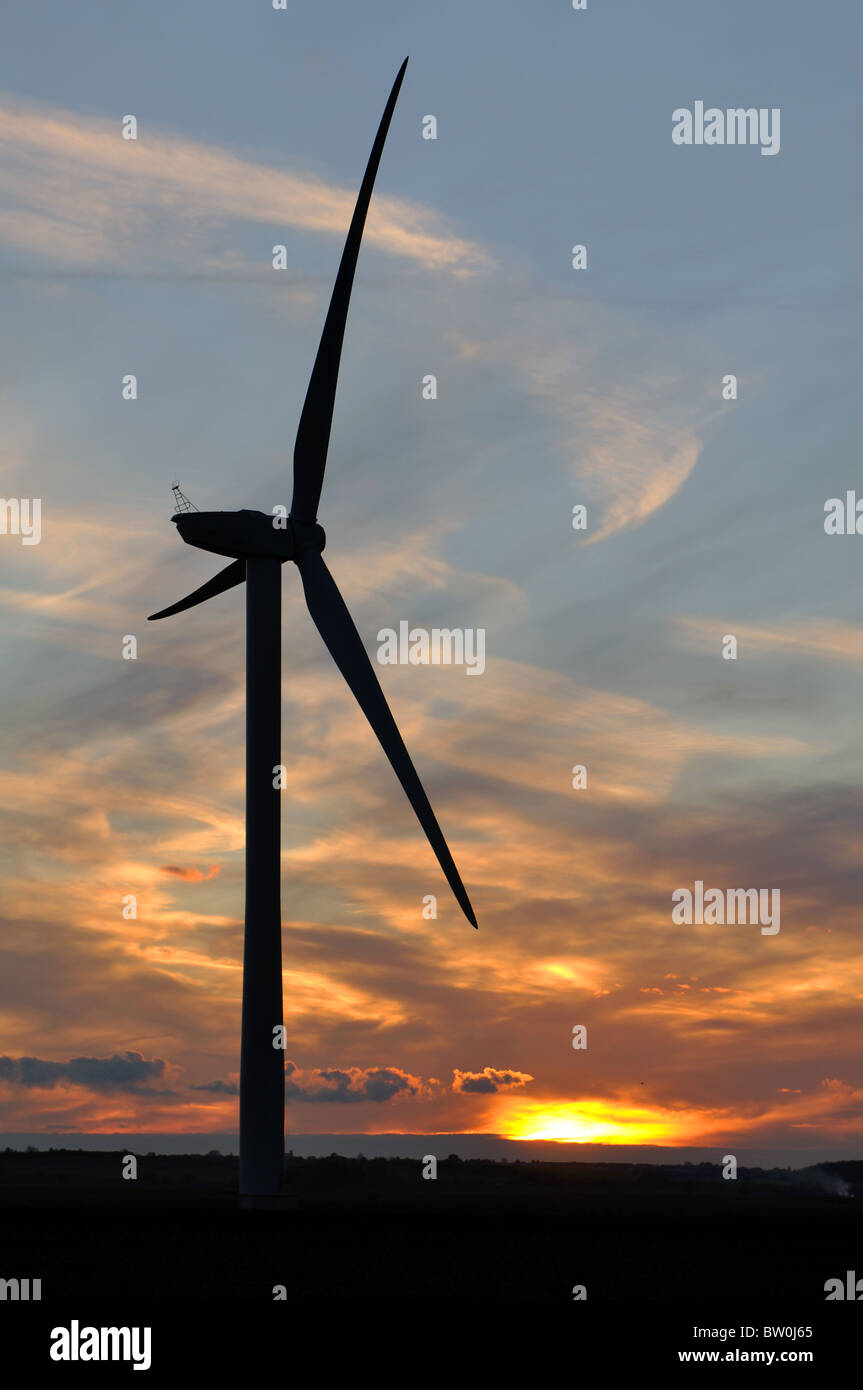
498;1099;695;1146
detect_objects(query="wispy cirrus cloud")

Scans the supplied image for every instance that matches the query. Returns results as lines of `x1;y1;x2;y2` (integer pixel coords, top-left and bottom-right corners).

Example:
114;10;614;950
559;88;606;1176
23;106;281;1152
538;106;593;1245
451;292;717;544
677;616;863;667
0;93;491;275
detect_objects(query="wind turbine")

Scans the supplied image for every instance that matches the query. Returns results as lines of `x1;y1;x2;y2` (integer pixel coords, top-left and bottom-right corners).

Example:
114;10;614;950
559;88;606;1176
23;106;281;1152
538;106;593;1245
148;58;477;1203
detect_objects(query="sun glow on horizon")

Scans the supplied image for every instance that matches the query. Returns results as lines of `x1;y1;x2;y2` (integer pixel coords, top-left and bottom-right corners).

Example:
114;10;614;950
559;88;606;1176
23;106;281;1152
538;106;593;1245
497;1099;700;1145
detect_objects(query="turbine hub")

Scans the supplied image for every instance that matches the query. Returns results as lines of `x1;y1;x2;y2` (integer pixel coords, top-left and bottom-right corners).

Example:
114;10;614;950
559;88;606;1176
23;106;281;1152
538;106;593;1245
288;516;326;556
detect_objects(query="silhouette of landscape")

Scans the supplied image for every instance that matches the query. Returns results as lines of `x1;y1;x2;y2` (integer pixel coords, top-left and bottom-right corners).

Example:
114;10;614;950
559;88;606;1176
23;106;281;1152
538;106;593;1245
3;1148;861;1301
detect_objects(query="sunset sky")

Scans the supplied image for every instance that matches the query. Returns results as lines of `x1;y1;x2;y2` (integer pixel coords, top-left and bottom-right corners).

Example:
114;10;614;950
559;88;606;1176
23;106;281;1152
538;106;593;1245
1;0;862;1158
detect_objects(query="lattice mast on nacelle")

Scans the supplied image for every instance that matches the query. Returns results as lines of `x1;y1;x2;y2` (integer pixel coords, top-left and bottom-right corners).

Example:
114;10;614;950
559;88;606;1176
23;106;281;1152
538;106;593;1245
171;483;199;514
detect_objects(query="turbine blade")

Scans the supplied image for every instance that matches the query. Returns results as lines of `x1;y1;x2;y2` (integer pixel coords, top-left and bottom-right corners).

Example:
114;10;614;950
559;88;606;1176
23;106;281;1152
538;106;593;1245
290;58;409;524
147;560;246;620
295;548;477;928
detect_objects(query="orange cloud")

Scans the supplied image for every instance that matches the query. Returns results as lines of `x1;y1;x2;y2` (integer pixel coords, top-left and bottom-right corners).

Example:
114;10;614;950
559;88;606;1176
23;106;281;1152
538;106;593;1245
452;1067;534;1094
161;865;221;883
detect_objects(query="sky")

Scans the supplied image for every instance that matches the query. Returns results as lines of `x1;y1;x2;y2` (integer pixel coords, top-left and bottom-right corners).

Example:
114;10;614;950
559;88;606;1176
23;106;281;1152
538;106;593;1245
1;0;863;1159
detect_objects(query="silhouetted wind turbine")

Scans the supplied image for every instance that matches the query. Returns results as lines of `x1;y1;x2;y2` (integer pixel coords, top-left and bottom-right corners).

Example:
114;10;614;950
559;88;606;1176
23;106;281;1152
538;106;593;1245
148;58;477;1203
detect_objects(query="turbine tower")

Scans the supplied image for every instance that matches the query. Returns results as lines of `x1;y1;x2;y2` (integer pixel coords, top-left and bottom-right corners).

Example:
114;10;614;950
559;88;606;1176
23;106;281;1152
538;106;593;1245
149;59;477;1203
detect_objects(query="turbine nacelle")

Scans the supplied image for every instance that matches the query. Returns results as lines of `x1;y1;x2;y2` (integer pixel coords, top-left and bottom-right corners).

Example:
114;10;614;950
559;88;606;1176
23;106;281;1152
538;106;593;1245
173;509;325;562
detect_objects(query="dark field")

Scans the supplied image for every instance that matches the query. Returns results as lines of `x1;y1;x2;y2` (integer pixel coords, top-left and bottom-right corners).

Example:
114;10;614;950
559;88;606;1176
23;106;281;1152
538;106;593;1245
2;1149;861;1302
